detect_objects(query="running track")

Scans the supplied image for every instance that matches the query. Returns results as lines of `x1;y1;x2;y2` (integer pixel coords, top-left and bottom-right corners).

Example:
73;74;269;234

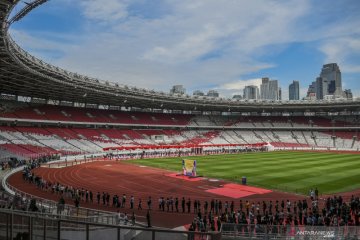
8;160;311;228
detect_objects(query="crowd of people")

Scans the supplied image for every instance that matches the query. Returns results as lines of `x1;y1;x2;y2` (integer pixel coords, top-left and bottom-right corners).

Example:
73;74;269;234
20;167;360;232
0;156;356;234
1;155;58;171
103;146;269;161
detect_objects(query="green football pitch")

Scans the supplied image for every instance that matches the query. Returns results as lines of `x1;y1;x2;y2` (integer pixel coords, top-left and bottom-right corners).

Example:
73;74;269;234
130;151;360;195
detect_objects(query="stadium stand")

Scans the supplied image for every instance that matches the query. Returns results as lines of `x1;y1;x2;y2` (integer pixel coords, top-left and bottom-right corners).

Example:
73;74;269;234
1;103;359;160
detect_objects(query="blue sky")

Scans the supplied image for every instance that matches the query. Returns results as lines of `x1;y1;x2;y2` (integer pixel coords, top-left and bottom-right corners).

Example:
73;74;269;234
9;0;360;99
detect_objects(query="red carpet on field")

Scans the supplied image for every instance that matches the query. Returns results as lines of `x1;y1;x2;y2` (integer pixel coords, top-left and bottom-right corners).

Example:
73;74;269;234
206;183;272;198
166;173;203;182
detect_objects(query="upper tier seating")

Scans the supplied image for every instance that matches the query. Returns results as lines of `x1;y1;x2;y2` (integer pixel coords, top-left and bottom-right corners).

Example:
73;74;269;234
0;104;193;125
2;103;357;128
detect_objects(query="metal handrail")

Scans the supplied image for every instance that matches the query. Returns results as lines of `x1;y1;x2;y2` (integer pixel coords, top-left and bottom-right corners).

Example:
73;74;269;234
1;164;149;226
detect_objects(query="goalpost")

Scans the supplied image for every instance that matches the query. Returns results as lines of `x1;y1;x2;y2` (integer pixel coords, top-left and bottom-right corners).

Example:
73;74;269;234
182;159;197;177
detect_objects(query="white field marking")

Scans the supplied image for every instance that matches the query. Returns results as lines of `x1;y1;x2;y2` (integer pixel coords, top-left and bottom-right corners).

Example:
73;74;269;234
208;179;219;182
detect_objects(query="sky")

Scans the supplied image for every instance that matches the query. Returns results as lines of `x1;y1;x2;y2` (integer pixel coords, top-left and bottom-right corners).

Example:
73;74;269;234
9;0;360;99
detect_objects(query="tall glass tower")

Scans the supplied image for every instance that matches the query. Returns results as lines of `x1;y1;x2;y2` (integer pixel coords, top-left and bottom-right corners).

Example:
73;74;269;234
319;63;342;97
289;80;300;100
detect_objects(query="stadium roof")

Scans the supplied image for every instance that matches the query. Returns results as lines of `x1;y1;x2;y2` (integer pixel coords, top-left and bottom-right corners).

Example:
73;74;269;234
1;0;360;113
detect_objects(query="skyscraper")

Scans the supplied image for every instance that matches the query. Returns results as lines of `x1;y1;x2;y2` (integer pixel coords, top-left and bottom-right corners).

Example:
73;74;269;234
278;87;282;101
170;85;186;95
306;81;317;100
260;78;279;100
243;85;259;100
193;90;204;96
317;63;342;98
344;89;353;99
289;80;300;100
316;77;330;100
207;90;219;98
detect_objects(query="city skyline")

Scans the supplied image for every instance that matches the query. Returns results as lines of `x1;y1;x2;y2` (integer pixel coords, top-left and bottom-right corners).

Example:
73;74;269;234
177;63;349;101
9;0;360;99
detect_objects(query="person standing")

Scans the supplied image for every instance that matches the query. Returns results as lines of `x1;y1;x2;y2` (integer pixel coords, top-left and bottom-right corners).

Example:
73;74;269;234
89;191;93;203
287;200;291;213
122;194;126;208
187;198;191;213
102;192;106;205
124;213;128;225
158;197;162;210
175;197;179;212
85;190;89;202
131;212;136;226
194;200;198;213
246;201;250;216
147;196;152;210
57;196;65;214
130;196;134;209
182;197;185;213
146;210;152;228
204;201;208;214
106;193;110;206
215;200;219;215
116;210;121;225
170;197;174;212
216;217;221;231
74;196;80;215
211;199;215;214
97;192;100;204
138;198;142;210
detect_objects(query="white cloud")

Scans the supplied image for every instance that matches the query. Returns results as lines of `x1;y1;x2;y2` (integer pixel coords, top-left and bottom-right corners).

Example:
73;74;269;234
320;37;360;74
219;78;262;91
213;78;263;98
9;29;71;51
10;0;360;97
79;0;130;22
51;0;308;91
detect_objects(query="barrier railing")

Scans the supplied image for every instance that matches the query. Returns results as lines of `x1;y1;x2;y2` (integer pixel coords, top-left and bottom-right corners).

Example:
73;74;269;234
43;157;100;168
221;223;360;239
0;208;221;240
1;166;147;226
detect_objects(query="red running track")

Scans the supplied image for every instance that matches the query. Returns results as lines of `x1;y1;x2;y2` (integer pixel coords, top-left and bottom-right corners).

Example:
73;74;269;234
8;160;306;228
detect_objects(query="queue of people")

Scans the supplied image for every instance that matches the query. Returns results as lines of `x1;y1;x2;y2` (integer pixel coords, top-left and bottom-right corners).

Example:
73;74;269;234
20;168;360;231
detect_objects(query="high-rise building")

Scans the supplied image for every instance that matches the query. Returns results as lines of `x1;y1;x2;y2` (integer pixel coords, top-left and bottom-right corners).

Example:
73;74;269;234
260;78;279;100
170;85;186;95
207;90;219;98
316;77;330;100
193;90;204;96
344;89;353;99
243;85;259;100
289;80;300;100
320;63;342;95
306;81;317;100
315;63;342;99
232;94;242;100
278;87;282;101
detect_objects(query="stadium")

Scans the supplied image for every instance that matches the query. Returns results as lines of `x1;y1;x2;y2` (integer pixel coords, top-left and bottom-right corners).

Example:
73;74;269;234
0;0;360;239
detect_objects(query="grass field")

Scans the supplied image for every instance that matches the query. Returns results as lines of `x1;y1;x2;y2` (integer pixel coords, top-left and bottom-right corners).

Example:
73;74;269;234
130;151;360;195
